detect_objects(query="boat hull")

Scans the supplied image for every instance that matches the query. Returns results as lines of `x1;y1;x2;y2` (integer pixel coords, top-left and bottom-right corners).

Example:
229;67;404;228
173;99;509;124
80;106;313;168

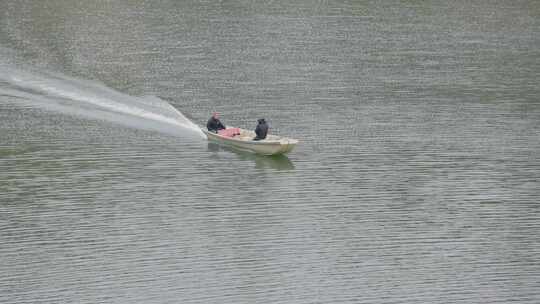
202;128;298;156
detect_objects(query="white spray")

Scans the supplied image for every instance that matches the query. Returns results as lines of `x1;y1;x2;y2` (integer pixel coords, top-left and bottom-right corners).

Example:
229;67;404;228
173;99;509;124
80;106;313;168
0;67;205;138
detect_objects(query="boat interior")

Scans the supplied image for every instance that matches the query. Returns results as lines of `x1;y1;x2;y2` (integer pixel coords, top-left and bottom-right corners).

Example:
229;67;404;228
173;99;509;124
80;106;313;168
217;128;282;142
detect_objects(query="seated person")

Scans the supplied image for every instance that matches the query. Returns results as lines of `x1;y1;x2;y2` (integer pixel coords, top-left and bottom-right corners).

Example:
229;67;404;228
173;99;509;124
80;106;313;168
206;112;226;133
253;118;268;141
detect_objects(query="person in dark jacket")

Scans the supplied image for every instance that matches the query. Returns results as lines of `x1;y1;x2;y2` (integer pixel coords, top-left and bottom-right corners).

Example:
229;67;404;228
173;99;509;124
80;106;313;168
207;112;226;133
253;118;269;140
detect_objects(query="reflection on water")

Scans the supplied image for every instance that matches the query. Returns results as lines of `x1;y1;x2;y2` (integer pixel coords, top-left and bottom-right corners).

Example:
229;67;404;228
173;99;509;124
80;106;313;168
207;142;220;153
207;142;295;170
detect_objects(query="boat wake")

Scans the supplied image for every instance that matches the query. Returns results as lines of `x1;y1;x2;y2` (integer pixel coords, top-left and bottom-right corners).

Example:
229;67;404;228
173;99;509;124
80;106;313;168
0;67;204;138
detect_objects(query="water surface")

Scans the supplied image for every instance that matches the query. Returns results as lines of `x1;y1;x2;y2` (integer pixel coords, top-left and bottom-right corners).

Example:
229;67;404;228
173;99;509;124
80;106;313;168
1;1;539;303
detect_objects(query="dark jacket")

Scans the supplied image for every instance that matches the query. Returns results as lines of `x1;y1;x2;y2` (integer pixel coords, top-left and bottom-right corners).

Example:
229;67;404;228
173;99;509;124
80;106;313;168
254;119;268;140
207;117;225;133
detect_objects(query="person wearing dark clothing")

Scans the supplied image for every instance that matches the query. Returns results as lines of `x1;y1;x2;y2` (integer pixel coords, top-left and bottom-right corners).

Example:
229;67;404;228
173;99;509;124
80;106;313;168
207;112;226;133
253;118;269;140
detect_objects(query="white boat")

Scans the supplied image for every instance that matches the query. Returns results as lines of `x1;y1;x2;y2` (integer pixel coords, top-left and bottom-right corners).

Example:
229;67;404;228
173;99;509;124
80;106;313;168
202;127;298;155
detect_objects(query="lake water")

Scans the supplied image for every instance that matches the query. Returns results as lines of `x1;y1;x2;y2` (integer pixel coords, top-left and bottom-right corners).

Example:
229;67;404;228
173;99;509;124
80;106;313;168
1;1;539;303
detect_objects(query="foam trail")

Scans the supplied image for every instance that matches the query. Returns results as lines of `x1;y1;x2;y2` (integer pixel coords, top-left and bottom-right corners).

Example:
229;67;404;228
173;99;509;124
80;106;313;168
0;67;205;138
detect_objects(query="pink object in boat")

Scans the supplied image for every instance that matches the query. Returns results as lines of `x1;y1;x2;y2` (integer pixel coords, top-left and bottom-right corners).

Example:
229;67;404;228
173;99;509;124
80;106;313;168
218;128;240;137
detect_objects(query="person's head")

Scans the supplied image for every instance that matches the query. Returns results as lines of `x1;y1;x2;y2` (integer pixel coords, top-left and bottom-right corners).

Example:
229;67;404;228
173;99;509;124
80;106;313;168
258;118;265;124
212;112;219;119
